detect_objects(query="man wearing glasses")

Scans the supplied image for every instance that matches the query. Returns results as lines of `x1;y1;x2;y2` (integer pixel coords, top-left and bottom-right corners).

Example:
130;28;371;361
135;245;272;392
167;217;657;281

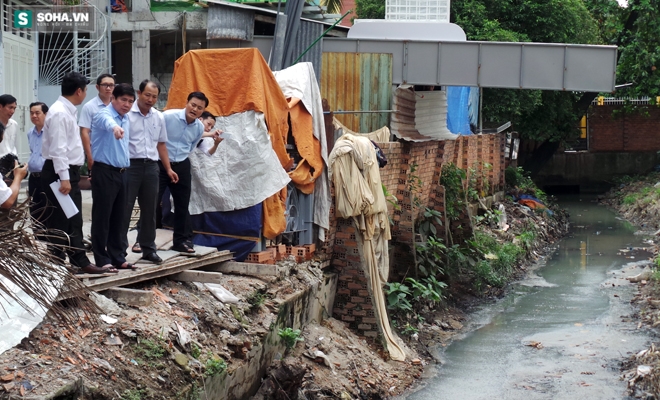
79;73;115;173
159;92;207;254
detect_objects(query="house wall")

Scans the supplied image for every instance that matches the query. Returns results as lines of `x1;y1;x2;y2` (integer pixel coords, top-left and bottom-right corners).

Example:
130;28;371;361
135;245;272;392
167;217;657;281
589;104;660;152
328;134;505;339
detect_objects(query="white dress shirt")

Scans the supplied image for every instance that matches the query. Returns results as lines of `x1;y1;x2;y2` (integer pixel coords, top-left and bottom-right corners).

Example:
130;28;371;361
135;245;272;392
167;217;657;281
0;179;11;205
196;137;215;156
0;119;18;157
42;96;85;181
78;96;108;130
127;102;168;160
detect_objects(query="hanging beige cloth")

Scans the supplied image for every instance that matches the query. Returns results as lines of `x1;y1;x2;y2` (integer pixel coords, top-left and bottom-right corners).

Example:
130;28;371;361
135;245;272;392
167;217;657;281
333;117;391;143
328;133;405;362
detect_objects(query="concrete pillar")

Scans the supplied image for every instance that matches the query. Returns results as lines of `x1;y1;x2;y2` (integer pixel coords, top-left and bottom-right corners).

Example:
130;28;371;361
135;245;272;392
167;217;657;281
132;30;150;89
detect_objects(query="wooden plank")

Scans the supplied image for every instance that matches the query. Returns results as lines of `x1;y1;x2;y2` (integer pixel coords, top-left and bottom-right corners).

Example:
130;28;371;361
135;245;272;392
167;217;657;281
170;270;224;284
203;260;284;277
75;273;115;279
81;250;233;292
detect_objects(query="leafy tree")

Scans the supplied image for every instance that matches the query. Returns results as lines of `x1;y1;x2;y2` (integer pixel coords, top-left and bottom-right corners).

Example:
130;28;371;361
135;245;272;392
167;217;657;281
354;0;385;19
583;0;660;99
452;0;600;147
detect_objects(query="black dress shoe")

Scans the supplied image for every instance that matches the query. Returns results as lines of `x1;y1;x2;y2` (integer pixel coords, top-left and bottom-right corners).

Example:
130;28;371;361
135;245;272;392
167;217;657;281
143;253;163;264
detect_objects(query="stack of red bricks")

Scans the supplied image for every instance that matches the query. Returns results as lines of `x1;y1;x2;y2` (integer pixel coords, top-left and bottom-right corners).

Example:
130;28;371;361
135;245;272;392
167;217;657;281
328;134;509;340
246;243;316;264
331;219;379;338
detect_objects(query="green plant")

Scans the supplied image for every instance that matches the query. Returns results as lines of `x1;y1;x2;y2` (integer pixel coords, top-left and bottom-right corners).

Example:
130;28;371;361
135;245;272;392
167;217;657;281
406;276;447;302
417;207;443;239
278;328;304;350
467;166;480;202
134;338;167;360
440;163;467;221
382;184;400;211
121;388;148;400
517;230;536;251
473;259;506;289
475;208;503;227
400;323;419;336
205;354;227;377
415;236;446;278
505;166;547;203
445;243;476;276
384;282;413;312
246;289;267;309
623;194;638;205
191;343;201;359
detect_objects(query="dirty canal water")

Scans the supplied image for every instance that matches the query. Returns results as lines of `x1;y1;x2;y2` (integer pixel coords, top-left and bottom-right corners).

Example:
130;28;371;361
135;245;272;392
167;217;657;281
405;196;655;400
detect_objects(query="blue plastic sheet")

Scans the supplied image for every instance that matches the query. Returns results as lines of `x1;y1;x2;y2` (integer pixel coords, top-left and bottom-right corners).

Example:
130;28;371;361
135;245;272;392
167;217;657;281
161;189;261;261
446;86;472;135
468;86;480;127
190;204;262;262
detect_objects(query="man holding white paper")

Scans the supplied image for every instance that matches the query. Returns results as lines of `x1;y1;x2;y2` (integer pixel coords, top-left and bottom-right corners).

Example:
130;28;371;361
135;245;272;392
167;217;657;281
41;72;117;274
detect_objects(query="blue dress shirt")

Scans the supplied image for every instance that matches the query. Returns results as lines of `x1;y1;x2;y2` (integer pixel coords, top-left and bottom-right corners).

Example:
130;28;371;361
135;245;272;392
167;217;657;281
27;126;45;173
162;109;204;162
90;104;130;168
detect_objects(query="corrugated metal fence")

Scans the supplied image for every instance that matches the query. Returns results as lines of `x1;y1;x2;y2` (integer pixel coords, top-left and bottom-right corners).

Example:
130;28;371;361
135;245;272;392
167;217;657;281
321;52;392;133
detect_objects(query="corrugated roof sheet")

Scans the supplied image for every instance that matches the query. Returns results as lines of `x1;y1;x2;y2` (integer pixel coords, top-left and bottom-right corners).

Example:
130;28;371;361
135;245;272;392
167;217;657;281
207;4;254;40
292;20;323;82
391;86;458;142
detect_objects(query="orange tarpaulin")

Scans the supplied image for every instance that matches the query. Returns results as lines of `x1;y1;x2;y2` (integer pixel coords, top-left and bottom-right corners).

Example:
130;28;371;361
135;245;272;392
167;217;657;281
288;100;324;194
165;49;292;238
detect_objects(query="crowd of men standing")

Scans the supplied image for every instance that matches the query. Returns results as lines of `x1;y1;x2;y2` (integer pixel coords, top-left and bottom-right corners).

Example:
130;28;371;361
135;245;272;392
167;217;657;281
0;71;222;274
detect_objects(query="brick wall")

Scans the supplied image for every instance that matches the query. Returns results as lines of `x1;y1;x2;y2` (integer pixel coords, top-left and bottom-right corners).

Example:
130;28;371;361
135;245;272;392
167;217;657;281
328;134;505;338
589;105;660;152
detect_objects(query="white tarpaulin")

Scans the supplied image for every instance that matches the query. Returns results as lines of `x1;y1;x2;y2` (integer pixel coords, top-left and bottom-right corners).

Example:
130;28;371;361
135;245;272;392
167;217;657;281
188;110;291;214
273;62;331;240
0;275;52;354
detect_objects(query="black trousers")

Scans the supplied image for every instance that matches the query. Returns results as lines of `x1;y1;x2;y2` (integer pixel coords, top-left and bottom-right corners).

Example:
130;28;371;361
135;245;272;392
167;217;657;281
40;160;91;268
91;162;128;267
157;158;192;247
121;159;159;256
28;172;48;226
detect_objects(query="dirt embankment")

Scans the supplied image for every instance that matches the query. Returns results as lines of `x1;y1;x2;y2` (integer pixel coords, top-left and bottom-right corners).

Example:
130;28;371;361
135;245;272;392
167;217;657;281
600;173;660;398
0;199;569;400
254;195;571;400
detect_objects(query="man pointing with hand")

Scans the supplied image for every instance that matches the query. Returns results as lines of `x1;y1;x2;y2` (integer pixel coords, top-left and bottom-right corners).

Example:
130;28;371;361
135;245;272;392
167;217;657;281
90;83;137;271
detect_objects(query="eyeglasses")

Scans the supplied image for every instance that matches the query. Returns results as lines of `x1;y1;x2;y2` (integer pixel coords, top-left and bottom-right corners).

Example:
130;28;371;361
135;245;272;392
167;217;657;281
99;83;115;89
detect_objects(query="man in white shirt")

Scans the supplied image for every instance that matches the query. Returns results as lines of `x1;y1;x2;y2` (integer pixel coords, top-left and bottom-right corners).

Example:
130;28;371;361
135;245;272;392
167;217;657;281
197;111;224;156
122;80;178;264
0;94;18;158
79;73;115;173
0;123;27;209
41;71;117;274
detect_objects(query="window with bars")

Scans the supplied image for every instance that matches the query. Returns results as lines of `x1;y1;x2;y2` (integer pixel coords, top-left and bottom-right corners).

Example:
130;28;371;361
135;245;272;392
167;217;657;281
2;1;33;40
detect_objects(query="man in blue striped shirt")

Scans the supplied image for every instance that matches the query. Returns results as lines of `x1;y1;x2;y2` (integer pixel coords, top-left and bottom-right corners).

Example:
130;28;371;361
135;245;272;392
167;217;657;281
90;83;137;270
159;92;207;253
